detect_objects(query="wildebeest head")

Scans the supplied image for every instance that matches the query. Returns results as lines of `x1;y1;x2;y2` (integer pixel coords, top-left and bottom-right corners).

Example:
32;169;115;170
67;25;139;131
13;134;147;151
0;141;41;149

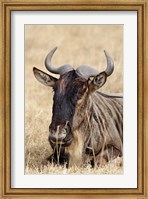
33;47;114;147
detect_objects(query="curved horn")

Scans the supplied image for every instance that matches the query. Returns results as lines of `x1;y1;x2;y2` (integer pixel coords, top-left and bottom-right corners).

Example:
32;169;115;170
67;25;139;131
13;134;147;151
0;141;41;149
104;50;114;76
75;50;114;80
45;47;73;75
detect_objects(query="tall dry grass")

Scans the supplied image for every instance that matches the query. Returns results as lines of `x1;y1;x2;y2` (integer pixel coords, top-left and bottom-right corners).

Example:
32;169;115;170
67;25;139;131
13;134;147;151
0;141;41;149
25;25;123;174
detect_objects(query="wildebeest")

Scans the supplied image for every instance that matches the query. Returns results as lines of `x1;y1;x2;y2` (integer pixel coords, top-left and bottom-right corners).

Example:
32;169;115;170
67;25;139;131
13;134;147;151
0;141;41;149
33;47;123;168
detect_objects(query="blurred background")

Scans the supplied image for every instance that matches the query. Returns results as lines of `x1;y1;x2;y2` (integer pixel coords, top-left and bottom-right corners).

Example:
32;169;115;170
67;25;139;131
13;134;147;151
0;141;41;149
25;25;123;172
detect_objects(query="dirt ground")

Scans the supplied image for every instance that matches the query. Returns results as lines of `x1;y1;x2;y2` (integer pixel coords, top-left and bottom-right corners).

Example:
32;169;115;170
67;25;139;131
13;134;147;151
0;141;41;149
25;25;123;174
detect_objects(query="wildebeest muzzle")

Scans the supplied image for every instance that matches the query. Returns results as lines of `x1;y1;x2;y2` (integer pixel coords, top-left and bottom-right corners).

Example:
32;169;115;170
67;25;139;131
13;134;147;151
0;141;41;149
48;121;73;147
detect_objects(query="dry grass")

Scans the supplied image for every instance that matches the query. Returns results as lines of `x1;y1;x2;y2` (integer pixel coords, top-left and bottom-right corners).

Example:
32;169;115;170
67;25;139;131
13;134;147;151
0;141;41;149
25;158;123;174
25;25;123;174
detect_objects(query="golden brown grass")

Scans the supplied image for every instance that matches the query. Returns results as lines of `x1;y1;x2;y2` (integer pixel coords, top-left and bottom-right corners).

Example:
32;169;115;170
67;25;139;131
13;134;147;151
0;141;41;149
25;25;123;174
25;158;123;174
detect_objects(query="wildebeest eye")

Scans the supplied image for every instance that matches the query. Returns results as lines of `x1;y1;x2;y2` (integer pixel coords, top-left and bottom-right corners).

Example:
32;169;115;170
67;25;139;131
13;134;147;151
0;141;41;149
77;85;87;98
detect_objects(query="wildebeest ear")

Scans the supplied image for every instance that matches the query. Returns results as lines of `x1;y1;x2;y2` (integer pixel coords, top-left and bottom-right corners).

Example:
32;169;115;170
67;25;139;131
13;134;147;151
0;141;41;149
33;67;57;87
88;72;107;91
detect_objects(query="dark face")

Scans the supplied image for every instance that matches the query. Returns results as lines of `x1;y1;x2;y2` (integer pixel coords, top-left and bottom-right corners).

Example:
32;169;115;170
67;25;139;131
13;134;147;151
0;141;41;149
33;67;107;148
49;71;87;147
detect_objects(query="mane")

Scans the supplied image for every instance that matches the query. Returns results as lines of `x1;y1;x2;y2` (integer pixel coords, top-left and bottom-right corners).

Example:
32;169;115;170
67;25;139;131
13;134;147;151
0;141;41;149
68;90;123;165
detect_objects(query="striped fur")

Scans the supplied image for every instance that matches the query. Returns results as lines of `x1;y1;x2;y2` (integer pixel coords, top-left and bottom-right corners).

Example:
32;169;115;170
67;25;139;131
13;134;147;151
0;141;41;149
66;91;123;166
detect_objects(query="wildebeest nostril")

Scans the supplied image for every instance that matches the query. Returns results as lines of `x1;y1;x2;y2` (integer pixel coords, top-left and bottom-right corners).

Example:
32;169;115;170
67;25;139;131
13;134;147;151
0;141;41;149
48;134;57;143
